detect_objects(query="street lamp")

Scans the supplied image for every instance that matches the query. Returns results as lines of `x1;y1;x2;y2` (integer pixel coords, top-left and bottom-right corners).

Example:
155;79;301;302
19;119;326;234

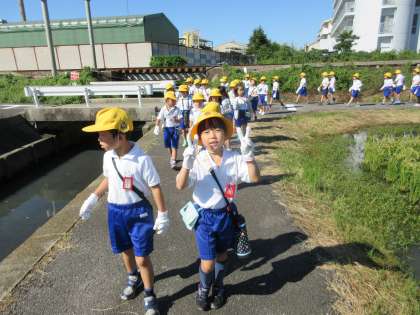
84;0;97;69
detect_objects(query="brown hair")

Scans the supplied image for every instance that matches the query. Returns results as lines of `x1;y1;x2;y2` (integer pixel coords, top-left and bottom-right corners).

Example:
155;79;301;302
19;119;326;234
197;117;227;137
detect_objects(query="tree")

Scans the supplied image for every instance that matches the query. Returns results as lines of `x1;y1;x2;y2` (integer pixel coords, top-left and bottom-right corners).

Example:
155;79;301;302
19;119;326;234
334;31;360;53
247;26;272;56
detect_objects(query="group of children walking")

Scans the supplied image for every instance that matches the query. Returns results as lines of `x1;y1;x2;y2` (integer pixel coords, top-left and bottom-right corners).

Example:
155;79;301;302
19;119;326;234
79;76;261;314
76;65;420;314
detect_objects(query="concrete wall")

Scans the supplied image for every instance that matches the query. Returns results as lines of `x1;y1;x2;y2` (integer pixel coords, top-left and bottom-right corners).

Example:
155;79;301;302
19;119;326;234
0;43;153;71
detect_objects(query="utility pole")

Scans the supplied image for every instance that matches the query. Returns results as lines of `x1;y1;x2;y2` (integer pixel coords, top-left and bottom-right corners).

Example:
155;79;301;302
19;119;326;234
40;0;57;76
18;0;27;22
84;0;97;69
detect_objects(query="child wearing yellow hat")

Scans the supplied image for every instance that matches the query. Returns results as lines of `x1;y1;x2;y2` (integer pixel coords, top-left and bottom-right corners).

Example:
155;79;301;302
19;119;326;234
380;72;394;105
295;72;308;104
257;76;269;115
190;93;205;127
410;68;420;105
177;85;193;148
269;75;284;107
156;91;181;168
347;73;362;106
393;69;405;105
176;109;260;311
248;78;259;121
199;79;211;101
243;74;251;97
189;78;201;97
80;107;169;314
318;72;329;105
328;71;336;105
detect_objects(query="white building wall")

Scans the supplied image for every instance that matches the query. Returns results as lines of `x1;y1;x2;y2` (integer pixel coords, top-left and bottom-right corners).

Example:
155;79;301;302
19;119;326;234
332;0;420;52
352;1;382;51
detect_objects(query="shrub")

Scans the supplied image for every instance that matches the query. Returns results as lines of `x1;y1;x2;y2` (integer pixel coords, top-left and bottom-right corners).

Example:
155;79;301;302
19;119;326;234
149;56;187;67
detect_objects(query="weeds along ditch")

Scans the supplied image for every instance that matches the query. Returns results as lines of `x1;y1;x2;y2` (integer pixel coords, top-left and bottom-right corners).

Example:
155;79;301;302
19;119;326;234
278;124;420;274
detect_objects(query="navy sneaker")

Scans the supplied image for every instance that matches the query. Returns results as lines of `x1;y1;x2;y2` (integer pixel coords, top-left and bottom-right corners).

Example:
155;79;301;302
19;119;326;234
210;287;226;310
144;295;160;315
120;274;143;300
196;285;210;311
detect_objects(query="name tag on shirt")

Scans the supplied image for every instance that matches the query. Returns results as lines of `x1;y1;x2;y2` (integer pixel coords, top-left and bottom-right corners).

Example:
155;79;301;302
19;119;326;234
122;176;134;190
224;183;236;199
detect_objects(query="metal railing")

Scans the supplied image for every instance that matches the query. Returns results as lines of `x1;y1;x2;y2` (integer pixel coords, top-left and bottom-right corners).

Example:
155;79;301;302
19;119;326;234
24;84;156;108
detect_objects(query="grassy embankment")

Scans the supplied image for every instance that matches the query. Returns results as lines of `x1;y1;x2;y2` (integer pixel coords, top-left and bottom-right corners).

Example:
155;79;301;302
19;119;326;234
0;68;94;105
252;108;420;314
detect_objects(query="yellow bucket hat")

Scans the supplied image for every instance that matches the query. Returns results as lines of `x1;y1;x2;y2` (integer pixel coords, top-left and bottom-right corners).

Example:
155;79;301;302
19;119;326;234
82;107;133;133
190;109;233;143
178;84;189;93
165;83;174;91
164;91;177;101
192;93;205;102
220;77;228;83
202;101;221;113
209;88;222;97
194;78;201;85
185;77;193;83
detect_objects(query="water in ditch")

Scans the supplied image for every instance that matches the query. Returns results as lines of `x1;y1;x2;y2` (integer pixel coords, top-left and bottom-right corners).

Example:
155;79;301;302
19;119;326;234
345;128;420;280
0;146;103;261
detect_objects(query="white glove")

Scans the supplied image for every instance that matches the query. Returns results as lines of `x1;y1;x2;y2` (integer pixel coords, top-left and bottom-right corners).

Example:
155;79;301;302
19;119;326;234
238;126;255;162
153;125;160;136
153;211;170;235
182;135;198;170
79;193;99;220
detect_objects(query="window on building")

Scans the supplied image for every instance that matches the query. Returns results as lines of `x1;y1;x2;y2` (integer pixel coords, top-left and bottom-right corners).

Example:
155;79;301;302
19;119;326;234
412;14;418;34
416;0;420;7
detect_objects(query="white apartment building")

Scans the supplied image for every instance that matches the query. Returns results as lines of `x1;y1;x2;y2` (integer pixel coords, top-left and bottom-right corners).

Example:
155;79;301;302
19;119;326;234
308;19;335;51
329;0;420;52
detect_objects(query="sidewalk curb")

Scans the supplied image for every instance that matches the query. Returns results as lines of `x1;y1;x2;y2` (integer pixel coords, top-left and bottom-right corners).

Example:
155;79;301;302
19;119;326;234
0;122;157;302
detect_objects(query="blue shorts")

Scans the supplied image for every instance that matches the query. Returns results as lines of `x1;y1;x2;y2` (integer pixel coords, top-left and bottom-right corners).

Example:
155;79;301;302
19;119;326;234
235;110;248;127
194;205;236;260
250;97;259;111
383;87;393;97
411;86;417;94
108;200;154;257
272;90;280;100
415;86;420;97
351;90;360;98
224;112;234;121
258;94;267;105
394;85;403;94
328;88;335;94
298;87;307;96
321;88;328;96
163;127;179;149
180;110;190;129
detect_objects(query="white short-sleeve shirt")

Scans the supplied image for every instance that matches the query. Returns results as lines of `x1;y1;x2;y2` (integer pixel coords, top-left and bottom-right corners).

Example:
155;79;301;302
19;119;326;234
272;81;279;91
189;107;202;126
188;149;251;209
176;96;192;111
157;105;180;128
257;83;268;95
103;142;160;205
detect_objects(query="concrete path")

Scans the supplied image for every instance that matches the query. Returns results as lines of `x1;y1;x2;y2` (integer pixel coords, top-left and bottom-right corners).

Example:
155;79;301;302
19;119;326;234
3;106;340;315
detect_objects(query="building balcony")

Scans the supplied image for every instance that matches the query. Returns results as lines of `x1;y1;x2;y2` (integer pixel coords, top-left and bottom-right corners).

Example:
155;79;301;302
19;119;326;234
382;0;397;7
379;21;394;35
332;1;355;25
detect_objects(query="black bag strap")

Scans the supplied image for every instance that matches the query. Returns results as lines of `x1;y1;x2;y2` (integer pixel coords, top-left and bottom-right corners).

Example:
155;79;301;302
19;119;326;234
112;157;151;206
209;168;234;214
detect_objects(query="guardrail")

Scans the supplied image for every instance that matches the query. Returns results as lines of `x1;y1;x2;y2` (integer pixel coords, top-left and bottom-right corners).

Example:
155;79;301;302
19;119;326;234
24;84;157;108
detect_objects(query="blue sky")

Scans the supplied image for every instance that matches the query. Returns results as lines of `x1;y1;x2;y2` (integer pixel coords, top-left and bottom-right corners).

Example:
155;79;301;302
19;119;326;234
2;0;332;48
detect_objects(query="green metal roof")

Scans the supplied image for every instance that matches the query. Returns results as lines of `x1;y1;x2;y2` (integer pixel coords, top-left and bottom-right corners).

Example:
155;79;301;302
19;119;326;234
0;13;178;48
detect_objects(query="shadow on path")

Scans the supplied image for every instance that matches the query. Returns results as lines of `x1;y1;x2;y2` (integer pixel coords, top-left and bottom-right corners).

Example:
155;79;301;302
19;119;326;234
155;231;384;314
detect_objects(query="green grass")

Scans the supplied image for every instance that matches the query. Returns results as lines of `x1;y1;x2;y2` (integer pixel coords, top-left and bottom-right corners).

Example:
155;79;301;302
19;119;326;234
0;68;95;105
278;125;420;268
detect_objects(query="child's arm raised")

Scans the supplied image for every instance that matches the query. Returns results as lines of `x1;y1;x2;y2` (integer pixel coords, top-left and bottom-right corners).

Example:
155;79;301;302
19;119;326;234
176;136;197;190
